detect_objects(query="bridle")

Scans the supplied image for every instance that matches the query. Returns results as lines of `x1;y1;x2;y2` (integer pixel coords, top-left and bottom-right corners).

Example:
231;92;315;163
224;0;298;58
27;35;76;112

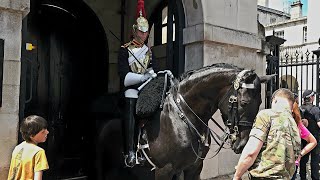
172;69;256;159
218;70;256;140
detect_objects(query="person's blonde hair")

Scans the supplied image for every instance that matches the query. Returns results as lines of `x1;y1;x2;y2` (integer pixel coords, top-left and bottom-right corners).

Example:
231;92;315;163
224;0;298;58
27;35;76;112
271;88;295;104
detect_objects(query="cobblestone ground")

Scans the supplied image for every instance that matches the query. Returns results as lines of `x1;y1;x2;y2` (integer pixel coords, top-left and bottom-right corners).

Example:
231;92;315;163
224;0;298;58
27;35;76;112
209;172;249;180
211;165;313;180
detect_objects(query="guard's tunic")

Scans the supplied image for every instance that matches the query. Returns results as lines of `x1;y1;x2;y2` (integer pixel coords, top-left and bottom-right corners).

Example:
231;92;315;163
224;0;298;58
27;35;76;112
118;40;157;92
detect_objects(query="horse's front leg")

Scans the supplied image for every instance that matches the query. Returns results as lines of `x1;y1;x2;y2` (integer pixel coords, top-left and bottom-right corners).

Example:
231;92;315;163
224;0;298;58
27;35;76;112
173;171;184;180
155;164;175;180
182;160;204;180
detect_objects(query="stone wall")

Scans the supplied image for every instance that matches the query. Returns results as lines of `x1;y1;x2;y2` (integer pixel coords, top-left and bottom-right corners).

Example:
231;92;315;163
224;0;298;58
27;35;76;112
307;0;320;44
0;0;29;178
182;0;265;178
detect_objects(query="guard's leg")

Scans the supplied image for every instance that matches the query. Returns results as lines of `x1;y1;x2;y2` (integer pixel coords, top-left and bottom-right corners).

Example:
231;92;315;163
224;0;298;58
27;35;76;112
124;89;139;167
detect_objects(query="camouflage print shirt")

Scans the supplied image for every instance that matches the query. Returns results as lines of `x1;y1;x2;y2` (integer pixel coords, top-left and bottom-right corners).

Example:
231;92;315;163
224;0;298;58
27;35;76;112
249;108;301;179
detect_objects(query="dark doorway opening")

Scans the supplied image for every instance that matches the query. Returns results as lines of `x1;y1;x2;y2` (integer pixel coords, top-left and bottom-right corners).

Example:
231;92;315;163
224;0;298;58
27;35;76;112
20;0;108;179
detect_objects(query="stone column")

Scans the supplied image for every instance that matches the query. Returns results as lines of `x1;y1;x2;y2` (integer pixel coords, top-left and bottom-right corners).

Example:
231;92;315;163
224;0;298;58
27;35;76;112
0;0;30;179
182;0;264;178
183;0;263;80
307;0;320;46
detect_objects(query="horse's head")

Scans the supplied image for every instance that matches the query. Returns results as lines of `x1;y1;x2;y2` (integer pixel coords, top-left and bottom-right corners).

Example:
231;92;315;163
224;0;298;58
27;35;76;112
225;70;261;154
176;63;274;154
218;70;273;154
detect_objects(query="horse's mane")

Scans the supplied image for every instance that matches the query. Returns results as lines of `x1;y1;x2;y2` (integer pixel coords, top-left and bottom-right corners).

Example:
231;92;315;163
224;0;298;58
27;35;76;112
178;63;243;81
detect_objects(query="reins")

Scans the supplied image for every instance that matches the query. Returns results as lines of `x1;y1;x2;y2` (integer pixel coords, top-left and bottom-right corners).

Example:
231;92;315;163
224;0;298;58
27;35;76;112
175;92;230;160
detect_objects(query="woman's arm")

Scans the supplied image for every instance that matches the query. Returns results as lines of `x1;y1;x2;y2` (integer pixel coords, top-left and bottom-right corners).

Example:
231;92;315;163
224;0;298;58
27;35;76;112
34;171;43;180
295;122;317;164
301;132;317;156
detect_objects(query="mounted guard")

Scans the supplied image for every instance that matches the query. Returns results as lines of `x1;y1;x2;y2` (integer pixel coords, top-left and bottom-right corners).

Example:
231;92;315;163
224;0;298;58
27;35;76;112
117;0;158;167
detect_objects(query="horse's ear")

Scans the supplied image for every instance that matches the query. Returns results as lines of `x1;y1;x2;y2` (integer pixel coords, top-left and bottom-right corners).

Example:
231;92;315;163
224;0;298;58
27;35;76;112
259;74;277;84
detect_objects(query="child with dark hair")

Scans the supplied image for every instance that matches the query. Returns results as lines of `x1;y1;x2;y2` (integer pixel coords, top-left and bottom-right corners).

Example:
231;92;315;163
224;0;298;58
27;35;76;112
7;115;49;180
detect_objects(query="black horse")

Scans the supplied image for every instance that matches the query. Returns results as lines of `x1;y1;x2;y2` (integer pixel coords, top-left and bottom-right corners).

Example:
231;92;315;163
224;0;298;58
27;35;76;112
96;63;273;180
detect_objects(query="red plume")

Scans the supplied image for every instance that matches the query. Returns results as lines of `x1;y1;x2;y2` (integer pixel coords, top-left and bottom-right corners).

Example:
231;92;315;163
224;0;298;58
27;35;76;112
136;0;146;18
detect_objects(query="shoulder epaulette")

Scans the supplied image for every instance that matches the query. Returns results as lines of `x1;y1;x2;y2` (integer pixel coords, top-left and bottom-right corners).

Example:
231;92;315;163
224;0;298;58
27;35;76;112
121;41;132;48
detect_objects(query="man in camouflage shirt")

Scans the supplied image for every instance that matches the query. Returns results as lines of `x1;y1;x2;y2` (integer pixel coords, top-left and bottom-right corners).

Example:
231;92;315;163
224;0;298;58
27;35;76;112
234;88;301;179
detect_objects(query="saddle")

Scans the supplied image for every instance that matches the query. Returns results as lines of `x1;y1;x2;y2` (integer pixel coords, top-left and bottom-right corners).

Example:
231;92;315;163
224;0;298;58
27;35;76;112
134;71;174;169
136;73;171;118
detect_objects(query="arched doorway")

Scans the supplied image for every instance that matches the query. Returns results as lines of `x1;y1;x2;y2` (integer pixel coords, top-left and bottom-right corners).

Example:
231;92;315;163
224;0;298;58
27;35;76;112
20;0;108;179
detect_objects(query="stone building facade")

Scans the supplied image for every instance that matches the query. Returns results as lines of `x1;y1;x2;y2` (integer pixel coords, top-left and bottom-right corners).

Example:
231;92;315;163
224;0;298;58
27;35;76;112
259;0;320;105
0;0;29;179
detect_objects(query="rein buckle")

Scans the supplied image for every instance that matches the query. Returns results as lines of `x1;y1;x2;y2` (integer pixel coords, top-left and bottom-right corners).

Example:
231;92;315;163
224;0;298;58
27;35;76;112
234;79;240;90
233;126;239;134
179;113;185;119
228;95;238;103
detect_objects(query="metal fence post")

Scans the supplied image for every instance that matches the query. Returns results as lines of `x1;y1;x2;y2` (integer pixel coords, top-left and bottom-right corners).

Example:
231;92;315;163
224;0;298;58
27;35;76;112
265;35;286;108
0;39;4;107
312;38;320;106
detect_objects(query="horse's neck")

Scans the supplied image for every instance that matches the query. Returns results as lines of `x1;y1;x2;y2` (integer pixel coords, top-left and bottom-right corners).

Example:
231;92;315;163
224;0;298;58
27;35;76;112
176;74;232;124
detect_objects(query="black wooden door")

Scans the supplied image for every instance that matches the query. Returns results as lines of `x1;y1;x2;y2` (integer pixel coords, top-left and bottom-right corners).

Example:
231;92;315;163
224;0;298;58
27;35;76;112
20;1;108;178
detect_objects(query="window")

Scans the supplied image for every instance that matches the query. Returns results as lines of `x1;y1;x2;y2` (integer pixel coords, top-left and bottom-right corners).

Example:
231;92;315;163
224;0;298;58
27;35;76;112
149;5;176;46
303;26;307;43
270;18;276;24
148;0;185;75
275;30;284;39
161;7;175;44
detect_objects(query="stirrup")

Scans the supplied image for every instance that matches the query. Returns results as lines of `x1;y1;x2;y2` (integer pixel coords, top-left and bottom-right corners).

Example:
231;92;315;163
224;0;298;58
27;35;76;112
124;152;136;168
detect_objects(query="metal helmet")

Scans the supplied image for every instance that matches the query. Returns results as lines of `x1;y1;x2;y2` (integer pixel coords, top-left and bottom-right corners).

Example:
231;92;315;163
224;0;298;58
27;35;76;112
133;0;149;33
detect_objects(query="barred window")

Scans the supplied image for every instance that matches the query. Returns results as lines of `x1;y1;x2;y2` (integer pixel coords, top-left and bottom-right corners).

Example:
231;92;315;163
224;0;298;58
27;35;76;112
303;26;307;43
275;30;284;39
161;6;175;44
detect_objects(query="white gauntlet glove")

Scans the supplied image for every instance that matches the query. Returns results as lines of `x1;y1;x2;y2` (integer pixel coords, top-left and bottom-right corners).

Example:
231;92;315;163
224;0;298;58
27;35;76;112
140;72;153;82
141;68;157;82
124;69;157;87
148;69;157;78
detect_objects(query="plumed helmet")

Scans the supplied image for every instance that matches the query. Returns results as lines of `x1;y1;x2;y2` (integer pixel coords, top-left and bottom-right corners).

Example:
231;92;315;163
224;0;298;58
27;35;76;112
133;0;149;33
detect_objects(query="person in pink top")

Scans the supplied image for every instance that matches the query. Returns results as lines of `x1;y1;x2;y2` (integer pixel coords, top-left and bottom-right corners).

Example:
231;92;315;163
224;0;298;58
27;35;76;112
291;101;317;180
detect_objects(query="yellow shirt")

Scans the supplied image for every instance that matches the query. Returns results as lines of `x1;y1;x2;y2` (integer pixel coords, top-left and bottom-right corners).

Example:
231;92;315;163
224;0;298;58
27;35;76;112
7;141;49;180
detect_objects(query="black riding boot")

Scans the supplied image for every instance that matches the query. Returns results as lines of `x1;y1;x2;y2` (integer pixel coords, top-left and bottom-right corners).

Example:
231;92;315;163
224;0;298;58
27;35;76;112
124;98;137;167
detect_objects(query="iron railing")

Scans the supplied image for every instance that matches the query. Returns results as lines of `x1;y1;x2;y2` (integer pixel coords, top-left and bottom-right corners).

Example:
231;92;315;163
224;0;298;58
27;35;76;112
266;49;320;107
